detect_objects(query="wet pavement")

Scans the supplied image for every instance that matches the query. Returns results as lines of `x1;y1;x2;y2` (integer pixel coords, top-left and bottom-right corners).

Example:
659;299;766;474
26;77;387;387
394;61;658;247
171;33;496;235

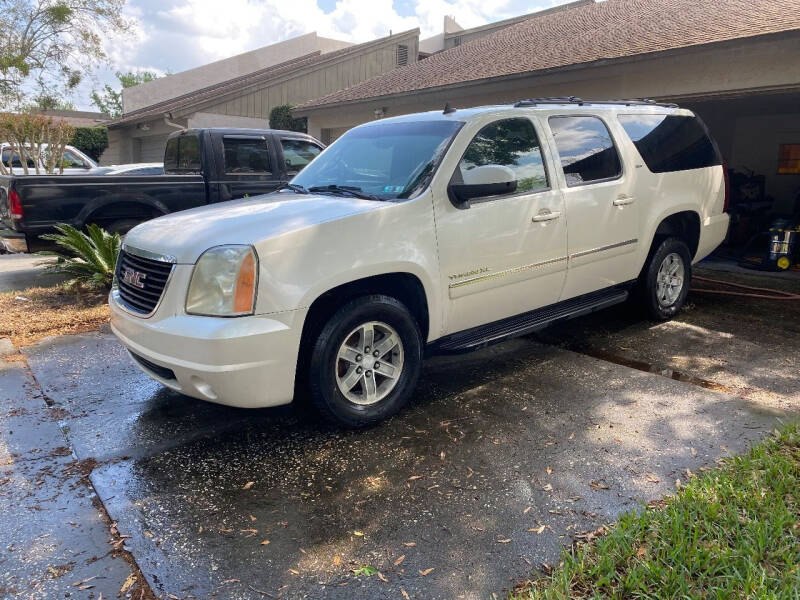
0;359;134;599
3;265;799;599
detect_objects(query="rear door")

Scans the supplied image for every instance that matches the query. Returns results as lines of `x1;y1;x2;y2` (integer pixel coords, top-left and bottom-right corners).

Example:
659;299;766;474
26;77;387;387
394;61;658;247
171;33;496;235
216;134;282;201
547;114;640;299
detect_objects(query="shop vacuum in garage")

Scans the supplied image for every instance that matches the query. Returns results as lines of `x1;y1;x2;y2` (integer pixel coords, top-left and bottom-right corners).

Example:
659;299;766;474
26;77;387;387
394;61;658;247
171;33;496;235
739;218;800;272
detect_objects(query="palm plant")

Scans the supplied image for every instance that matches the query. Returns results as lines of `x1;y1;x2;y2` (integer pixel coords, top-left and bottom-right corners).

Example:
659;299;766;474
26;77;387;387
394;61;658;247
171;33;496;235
38;223;121;290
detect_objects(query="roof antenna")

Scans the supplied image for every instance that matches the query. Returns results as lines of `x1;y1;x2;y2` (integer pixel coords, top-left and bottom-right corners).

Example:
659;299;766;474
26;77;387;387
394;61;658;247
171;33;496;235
443;102;456;115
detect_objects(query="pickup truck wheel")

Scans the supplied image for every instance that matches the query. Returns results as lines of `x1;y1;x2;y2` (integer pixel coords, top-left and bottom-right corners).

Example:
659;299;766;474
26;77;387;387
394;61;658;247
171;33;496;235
640;237;692;320
308;295;422;428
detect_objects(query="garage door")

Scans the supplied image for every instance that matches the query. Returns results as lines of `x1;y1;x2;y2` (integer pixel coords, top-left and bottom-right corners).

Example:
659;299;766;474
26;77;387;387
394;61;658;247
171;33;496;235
138;135;168;163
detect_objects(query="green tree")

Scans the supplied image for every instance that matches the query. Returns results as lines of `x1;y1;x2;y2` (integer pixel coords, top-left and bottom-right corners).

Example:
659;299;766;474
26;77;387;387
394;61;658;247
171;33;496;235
31;93;76;111
269;104;307;133
90;70;159;118
0;0;130;109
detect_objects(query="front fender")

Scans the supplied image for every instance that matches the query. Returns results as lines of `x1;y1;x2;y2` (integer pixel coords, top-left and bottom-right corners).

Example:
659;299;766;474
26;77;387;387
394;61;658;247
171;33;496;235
253;195;443;339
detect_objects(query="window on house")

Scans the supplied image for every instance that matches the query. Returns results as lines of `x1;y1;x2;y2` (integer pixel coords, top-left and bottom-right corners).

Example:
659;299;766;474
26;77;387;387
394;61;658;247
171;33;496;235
455;117;548;197
548;116;622;186
222;136;271;175
618;114;721;173
778;144;800;175
396;44;409;66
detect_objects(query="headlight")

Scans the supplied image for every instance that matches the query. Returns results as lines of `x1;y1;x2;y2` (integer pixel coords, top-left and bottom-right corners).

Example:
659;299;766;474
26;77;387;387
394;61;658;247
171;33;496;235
186;245;257;316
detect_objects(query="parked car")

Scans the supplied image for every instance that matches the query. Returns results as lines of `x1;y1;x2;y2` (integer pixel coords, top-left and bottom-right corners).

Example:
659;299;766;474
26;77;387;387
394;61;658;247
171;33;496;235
1;143;98;174
88;163;165;176
0;128;324;252
109;99;729;427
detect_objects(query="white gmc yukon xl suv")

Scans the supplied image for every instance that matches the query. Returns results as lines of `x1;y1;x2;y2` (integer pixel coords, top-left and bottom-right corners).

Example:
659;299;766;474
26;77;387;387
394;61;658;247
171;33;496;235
110;99;729;427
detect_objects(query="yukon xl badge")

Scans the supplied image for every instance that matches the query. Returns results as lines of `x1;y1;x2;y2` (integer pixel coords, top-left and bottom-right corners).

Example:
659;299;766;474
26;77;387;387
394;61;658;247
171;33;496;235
121;267;147;289
449;267;490;281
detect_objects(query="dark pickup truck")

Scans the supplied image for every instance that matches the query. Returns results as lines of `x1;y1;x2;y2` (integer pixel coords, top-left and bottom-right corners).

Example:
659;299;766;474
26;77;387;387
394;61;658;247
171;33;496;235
0;127;324;253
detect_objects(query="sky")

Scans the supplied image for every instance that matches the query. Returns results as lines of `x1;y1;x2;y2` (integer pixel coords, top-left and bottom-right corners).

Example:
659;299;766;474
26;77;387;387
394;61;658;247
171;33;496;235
75;0;572;110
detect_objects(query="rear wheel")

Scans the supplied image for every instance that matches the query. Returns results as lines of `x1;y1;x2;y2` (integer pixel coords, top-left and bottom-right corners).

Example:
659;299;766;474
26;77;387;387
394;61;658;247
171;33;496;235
307;295;422;428
638;237;692;320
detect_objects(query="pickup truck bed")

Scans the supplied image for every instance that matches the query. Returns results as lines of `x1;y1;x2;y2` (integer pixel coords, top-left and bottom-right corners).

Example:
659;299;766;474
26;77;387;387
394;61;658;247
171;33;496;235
0;127;324;252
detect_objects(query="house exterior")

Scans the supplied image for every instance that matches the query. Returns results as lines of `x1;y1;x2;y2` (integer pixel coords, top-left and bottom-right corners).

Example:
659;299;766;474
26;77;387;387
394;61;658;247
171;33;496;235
295;0;800;214
102;30;419;164
31;109;108;127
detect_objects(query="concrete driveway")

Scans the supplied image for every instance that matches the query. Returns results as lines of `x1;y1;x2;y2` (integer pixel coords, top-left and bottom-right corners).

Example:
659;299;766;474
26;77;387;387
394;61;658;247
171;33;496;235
0;254;66;292
3;265;799;599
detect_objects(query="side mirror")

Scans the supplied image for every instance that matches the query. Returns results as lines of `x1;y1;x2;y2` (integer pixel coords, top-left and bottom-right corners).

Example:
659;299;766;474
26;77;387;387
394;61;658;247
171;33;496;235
448;164;517;207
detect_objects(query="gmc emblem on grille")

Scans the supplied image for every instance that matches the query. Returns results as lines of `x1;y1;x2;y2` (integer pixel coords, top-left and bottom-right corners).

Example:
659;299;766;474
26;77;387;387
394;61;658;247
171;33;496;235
121;267;147;289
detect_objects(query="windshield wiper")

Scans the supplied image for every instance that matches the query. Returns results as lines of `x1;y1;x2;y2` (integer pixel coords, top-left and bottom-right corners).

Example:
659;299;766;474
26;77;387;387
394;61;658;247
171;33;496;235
308;184;381;201
276;183;309;194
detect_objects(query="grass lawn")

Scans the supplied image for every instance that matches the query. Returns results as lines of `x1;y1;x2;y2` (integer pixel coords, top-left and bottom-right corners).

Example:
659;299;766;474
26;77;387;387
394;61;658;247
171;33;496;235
512;424;800;599
0;286;109;348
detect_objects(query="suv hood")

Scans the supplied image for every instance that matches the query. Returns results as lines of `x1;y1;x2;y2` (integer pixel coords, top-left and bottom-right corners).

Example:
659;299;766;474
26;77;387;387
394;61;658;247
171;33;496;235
123;193;384;264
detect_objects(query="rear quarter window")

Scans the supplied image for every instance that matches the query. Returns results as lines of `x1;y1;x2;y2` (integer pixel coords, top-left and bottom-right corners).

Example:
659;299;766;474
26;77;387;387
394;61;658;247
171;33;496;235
164;134;202;173
618;114;721;173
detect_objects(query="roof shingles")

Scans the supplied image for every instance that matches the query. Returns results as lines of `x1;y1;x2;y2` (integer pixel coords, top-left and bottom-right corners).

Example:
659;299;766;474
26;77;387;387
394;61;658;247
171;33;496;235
298;0;800;110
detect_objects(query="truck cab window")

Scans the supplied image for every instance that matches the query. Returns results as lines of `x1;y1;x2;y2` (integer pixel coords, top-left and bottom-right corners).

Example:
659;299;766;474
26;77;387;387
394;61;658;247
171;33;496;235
457;117;548;195
223;137;272;175
61;150;89;168
281;139;321;174
548;116;622;186
164;134;202;173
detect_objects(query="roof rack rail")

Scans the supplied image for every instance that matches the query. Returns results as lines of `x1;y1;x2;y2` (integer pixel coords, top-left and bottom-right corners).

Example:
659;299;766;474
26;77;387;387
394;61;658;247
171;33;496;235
514;96;584;107
512;97;678;108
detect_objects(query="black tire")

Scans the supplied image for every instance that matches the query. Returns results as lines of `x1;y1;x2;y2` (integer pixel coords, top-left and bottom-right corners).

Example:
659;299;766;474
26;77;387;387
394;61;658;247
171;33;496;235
307;294;422;428
638;236;692;320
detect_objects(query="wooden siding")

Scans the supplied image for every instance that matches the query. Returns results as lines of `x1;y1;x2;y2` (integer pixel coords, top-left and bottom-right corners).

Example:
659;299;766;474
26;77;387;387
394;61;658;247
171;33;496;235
202;34;418;120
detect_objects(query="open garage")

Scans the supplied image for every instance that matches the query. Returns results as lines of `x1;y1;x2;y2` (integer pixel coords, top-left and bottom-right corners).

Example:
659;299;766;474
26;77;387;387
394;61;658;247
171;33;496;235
685;90;800;256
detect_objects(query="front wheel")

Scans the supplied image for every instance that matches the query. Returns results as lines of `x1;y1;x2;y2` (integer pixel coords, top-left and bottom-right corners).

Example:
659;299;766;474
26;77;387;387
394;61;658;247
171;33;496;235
638;237;692;320
307;295;423;428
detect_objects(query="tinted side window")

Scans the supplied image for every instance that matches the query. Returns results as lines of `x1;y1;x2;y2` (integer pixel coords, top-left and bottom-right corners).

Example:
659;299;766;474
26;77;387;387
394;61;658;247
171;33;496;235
61;150;88;168
618;114;721;173
281;139;321;174
548;116;622;187
164;134;201;173
457;118;548;195
223;137;271;175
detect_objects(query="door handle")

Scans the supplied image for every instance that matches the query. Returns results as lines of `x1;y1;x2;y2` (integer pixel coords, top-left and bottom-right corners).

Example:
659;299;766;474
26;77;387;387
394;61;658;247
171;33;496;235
613;194;635;206
532;210;562;222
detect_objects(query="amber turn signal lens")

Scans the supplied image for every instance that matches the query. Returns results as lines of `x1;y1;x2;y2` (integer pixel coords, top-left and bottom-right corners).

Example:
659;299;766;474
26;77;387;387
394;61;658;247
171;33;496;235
233;252;256;313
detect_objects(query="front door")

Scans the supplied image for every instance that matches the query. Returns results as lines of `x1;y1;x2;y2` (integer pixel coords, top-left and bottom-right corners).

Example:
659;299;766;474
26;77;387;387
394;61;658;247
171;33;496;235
217;134;283;201
546;114;640;299
434;116;568;335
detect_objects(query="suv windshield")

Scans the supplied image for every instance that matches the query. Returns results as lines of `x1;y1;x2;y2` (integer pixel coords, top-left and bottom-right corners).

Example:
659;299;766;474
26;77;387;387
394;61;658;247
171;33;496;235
291;120;463;200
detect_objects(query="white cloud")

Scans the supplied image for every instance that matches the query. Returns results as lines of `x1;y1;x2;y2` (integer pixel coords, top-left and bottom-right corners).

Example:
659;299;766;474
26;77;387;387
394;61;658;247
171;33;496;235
75;0;570;109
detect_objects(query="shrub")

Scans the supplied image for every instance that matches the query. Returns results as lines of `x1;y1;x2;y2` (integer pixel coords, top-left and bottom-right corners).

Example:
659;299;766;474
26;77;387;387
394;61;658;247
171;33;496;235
269;104;307;133
38;223;121;290
70;127;108;162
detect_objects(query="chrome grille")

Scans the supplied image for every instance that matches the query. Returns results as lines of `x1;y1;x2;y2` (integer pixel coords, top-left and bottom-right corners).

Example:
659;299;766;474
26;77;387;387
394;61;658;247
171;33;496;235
116;249;174;315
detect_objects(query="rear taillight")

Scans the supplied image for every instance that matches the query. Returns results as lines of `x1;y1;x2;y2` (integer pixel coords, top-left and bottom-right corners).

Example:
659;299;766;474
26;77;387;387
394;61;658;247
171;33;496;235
9;190;23;220
722;160;730;213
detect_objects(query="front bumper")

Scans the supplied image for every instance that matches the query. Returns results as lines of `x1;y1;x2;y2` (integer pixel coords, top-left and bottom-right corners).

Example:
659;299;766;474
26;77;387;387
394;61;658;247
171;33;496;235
0;228;28;253
110;293;307;408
